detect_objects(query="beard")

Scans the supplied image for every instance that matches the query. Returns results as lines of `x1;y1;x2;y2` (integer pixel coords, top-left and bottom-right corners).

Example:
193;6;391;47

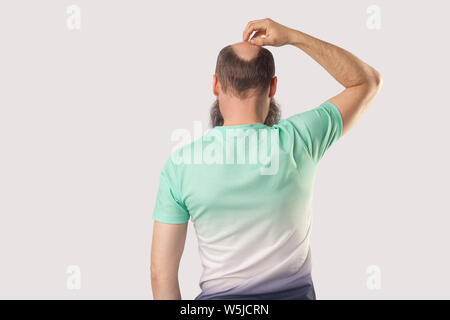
209;98;281;128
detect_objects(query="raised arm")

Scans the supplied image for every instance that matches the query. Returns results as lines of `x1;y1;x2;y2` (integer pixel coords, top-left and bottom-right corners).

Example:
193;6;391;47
243;18;382;136
151;221;188;299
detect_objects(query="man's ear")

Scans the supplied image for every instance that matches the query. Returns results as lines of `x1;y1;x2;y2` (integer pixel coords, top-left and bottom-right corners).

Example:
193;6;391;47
213;75;219;96
269;76;277;98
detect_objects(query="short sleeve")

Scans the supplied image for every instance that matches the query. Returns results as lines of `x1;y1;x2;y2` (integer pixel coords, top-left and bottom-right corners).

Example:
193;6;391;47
282;101;343;162
152;159;190;224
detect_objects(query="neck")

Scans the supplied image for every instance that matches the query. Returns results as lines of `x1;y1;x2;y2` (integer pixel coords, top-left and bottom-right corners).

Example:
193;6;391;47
220;95;268;126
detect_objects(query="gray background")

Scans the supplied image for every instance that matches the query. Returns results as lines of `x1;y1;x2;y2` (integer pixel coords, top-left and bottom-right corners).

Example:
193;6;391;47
0;0;449;299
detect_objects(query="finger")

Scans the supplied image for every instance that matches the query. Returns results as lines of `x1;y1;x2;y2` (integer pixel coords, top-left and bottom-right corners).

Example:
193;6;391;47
243;20;259;40
249;36;267;46
242;20;268;41
249;29;268;46
251;31;265;39
243;20;266;41
249;30;266;44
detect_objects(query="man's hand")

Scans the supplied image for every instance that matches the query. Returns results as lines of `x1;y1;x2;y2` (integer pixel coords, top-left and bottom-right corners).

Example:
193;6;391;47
243;18;382;136
243;18;295;47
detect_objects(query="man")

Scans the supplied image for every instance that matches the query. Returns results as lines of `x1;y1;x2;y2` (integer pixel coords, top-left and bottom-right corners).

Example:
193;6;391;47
151;18;382;300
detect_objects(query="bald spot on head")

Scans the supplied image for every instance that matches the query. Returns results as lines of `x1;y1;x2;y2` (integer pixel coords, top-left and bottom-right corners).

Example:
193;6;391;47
214;41;275;99
231;41;261;61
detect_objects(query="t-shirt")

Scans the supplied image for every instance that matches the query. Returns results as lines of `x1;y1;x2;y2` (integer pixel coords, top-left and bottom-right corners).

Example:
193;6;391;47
152;101;343;298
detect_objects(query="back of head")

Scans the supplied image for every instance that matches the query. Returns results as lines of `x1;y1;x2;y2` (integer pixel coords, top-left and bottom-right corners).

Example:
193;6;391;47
211;43;280;127
215;43;275;98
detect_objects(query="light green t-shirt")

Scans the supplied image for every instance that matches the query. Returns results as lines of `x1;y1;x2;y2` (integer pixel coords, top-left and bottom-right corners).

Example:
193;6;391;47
152;101;343;297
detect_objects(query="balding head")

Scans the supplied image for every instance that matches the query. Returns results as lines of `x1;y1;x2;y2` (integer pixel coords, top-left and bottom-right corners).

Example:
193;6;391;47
214;41;275;98
231;41;261;61
210;42;280;128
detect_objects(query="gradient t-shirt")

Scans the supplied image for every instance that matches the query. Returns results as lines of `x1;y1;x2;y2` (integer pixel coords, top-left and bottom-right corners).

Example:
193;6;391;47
152;101;343;299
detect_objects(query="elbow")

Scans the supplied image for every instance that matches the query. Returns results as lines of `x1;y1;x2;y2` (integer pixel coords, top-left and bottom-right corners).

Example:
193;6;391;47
373;70;383;88
357;68;382;98
368;68;383;91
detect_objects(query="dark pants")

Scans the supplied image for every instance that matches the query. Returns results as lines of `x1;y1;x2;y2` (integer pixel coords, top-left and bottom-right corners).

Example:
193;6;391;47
195;276;316;300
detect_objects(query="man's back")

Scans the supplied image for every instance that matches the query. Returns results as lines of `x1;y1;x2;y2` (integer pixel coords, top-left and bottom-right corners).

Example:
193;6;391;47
151;19;381;300
153;102;343;299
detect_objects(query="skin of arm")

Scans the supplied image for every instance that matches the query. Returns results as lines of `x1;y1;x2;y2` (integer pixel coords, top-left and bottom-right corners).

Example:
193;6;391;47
151;221;188;299
243;18;383;136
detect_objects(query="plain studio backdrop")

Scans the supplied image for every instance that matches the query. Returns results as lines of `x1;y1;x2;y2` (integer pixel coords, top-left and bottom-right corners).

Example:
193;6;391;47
0;0;449;299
